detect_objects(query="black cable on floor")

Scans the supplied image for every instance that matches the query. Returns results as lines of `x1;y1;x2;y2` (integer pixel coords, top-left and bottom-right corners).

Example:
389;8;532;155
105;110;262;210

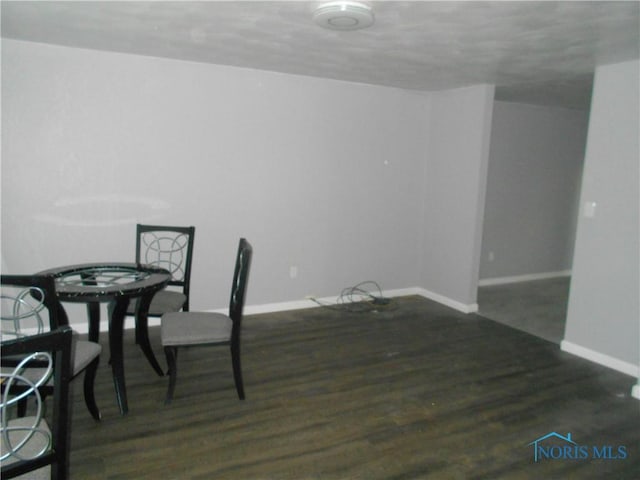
310;280;394;313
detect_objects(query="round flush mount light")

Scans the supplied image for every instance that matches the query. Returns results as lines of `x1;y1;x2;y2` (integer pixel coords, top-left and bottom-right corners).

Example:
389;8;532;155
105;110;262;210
313;1;375;31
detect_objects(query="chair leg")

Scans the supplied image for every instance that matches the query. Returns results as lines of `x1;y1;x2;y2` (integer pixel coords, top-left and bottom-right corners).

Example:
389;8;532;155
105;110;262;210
131;299;141;345
230;342;245;400
135;295;164;376
136;317;165;376
83;357;102;421
164;346;178;405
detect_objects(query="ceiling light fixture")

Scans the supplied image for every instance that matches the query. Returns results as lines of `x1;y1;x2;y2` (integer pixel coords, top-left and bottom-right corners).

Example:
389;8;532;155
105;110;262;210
313;1;375;31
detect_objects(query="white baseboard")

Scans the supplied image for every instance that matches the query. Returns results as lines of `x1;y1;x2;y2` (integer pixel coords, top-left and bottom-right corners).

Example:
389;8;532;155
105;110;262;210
71;286;478;333
242;298;326;315
241;287;470;315
71;316;154;335
67;289;640;400
560;340;639;378
412;288;478;313
478;270;571;287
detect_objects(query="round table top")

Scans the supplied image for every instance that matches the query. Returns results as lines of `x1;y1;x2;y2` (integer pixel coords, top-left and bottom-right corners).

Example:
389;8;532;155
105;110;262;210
38;262;171;301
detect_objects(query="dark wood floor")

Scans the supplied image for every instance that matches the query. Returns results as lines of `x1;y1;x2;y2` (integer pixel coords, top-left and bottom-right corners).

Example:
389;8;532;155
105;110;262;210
478;276;570;344
69;296;639;479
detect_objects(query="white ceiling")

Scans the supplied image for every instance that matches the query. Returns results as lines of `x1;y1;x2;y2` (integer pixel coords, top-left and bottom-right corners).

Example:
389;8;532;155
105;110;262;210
2;1;639;110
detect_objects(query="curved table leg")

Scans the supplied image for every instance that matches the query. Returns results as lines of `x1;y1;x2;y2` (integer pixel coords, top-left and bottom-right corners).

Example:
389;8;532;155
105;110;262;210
135;293;164;376
108;298;130;415
80;272;101;344
87;302;101;344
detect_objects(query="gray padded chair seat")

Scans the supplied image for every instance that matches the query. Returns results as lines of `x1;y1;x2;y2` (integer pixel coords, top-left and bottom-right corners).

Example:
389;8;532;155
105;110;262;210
161;312;232;347
147;290;187;316
1;275;103;421
159;238;252;404
0;417;51;480
71;336;102;376
127;290;187;316
1;337;101;384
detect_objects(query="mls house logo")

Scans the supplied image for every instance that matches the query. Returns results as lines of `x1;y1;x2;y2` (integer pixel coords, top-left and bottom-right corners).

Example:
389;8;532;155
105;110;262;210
528;432;628;462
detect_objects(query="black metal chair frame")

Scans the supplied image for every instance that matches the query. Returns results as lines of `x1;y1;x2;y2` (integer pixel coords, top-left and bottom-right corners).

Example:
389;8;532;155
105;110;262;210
1;274;101;421
131;224;195;347
1;327;73;480
162;238;252;404
135;224;195;311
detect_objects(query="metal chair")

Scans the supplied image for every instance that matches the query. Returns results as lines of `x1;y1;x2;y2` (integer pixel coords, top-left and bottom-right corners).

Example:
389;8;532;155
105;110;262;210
161;238;252;404
127;225;195;348
1;327;74;479
1;275;102;421
130;224;195;314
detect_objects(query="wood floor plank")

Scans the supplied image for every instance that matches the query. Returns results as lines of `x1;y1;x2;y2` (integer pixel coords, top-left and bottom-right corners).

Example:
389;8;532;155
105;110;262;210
68;296;639;479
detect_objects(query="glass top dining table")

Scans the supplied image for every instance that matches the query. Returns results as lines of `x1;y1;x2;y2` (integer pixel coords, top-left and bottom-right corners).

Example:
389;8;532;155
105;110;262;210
38;262;171;415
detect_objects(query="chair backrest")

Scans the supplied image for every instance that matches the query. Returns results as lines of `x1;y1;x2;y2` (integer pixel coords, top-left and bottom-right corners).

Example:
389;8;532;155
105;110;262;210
1;326;73;479
228;238;253;331
1;275;69;340
135;224;195;298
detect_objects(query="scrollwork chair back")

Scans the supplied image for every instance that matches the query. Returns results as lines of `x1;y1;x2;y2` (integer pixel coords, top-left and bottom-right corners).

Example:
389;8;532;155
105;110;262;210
1;327;73;480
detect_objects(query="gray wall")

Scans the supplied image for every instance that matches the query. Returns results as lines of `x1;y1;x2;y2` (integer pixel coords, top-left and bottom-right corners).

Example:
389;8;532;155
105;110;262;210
480;102;588;280
3;40;637;379
2;39;434;321
2;40;499;323
420;85;494;309
563;59;639;370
